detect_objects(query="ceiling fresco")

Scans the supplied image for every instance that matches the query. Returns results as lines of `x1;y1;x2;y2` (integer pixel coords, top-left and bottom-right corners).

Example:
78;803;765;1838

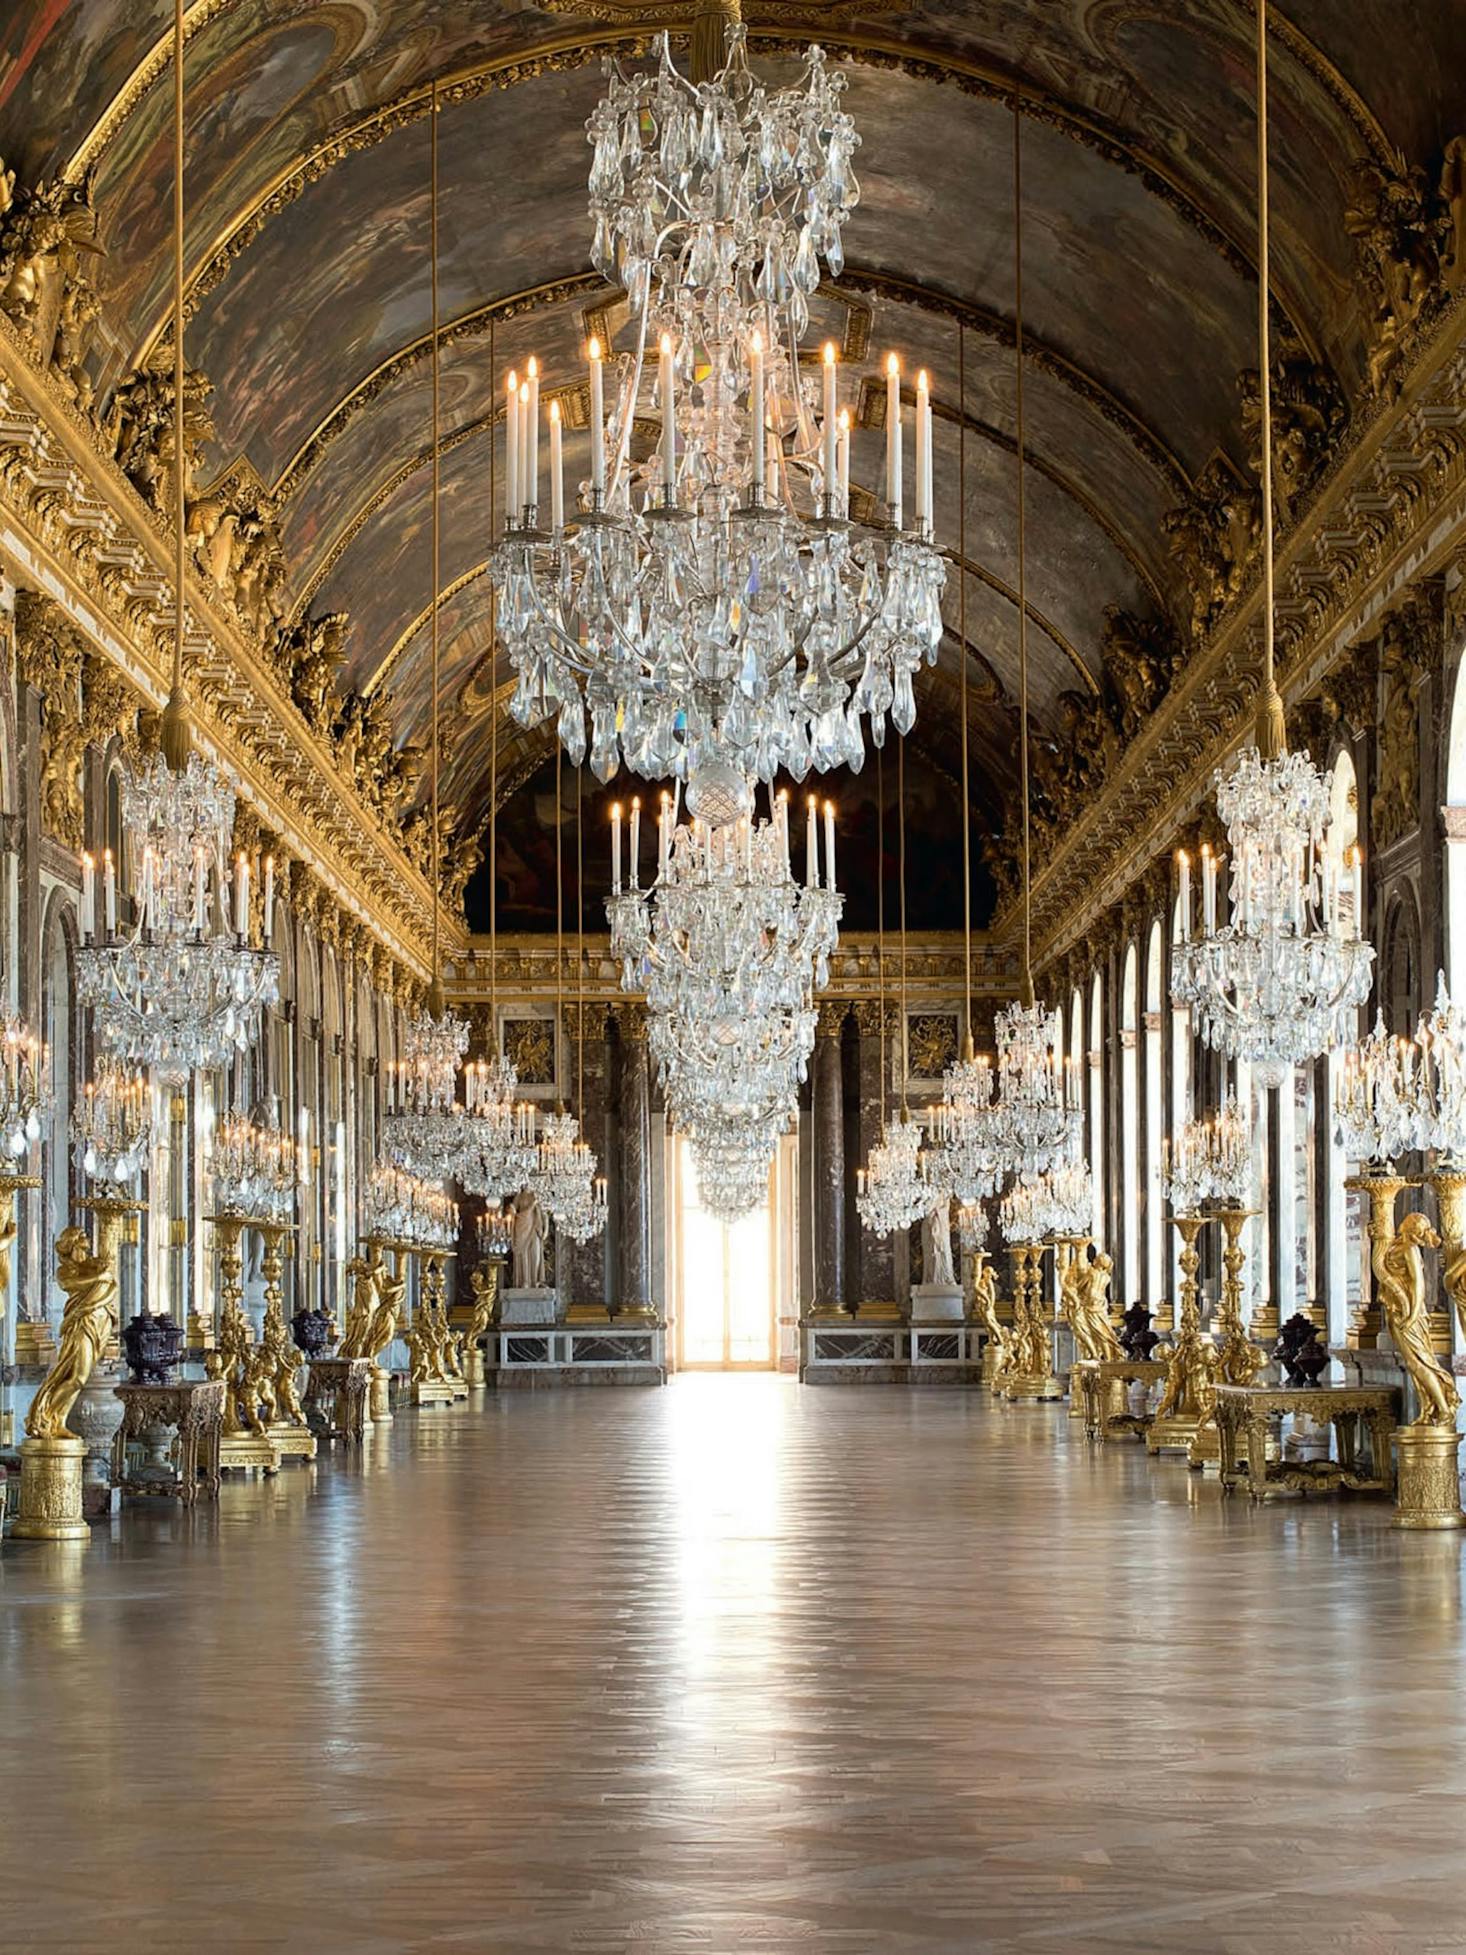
3;0;1460;930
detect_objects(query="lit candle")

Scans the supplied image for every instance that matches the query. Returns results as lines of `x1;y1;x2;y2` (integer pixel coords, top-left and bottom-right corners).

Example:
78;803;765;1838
611;801;622;895
749;329;765;495
824;800;836;890
517;381;531;518
192;843;205;932
914;367;930;532
778;791;790;873
822;341;838;507
549;398;564;532
659;332;676;502
235;851;249;938
837;407;850;516
81;851;95;941
104;848;117;934
806;795;818;889
659;792;671;882
629;797;641;890
885;353;902;527
525;356;540;519
1201;845;1217;935
263;853;275;944
1177;849;1191;939
587;337;605;498
505;369;519;527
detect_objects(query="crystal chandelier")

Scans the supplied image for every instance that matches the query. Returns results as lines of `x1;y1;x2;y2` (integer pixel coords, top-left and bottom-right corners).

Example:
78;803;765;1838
1161;1115;1214;1214
385;1000;471;1179
365;1158;455;1247
1044;1153;1094;1238
856;1107;931;1237
998;1173;1048;1247
1205;1091;1252;1204
988;999;1079;1178
491;22;945;804
0;1012;50;1159
928;1043;1001;1204
207;1112;298;1222
1169;0;1373;1090
72;1058;152;1187
955;1195;991;1254
76;22;278;1083
1412;974;1466;1159
607;777;841;1218
458;1057;538;1202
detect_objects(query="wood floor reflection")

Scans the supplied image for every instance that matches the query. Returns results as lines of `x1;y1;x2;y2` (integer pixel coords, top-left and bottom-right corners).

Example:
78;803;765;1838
3;1377;1464;1953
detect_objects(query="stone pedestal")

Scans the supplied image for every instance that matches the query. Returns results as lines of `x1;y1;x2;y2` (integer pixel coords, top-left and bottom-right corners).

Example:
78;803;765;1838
411;1377;455;1407
1392;1427;1465;1530
369;1365;392;1425
12;1433;88;1540
220;1430;281;1475
269;1422;318;1462
501;1287;557;1326
911;1282;963;1323
185;1310;214;1354
71;1364;126;1519
463;1344;486;1388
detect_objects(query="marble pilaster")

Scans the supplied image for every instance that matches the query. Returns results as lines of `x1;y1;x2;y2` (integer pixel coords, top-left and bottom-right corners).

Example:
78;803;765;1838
812;1003;846;1309
615;1006;654;1312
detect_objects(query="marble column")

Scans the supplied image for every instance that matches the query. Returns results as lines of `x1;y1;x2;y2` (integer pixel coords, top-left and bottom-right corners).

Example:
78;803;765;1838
560;1003;612;1308
812;1003;847;1308
852;1001;895;1303
615;1005;653;1310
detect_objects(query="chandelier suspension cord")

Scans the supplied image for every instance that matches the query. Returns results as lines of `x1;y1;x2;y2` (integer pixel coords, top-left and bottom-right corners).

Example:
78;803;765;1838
877;741;886;1122
489;317;498;1027
1013;92;1033;1003
164;0;189;769
576;766;586;1114
899;734;910;1113
429;81;443;1001
959;318;972;1049
1255;0;1283;760
555;743;564;1108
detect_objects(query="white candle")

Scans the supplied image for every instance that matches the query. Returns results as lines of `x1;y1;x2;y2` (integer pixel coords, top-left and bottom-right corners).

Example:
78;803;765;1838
885;353;902;527
235;852;249;938
140;848;154;932
743;815;753;879
659;333;676;502
824;802;836;890
517;382;531;519
104;848;116;934
525;357;539;518
915;368;930;531
765;421;779;501
806;797;818;889
587;338;605;498
749;329;765;496
822;342;838;507
922;377;934;533
191;843;205;933
611;801;622;895
837;408;850;517
659;794;670;882
549;399;564;532
81;852;95;941
505;370;519;527
1177;849;1191;939
778;793;790;872
629;797;641;890
263;853;275;944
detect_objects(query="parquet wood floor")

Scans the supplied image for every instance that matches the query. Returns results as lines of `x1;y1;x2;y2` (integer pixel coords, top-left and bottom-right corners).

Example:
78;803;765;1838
2;1377;1464;1954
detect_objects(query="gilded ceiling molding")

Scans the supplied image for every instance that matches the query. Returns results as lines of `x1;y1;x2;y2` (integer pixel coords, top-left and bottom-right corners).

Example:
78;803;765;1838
844;268;1189;499
1019;293;1466;971
62;0;235;183
110;26;1339;380
276;273;606;502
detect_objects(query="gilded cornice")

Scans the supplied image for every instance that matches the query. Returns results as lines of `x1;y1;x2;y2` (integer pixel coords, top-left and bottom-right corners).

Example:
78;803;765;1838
109;29;1340;380
1025;290;1466;975
0;313;446;980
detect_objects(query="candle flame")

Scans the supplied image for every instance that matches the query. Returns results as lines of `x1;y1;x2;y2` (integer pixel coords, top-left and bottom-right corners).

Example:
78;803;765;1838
660;332;674;356
586;336;601;361
823;340;837;365
549;398;561;425
886;352;900;377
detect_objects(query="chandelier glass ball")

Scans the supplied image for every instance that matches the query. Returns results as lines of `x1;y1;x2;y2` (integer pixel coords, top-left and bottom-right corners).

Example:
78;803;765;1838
491;27;945;808
1171;747;1374;1089
76;752;279;1081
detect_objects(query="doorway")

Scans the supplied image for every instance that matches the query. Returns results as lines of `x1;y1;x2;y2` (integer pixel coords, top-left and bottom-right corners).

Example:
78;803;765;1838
671;1137;777;1369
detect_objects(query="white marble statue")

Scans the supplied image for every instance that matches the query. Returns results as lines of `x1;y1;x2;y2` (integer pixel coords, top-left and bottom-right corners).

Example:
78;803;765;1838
511;1187;549;1290
922;1195;956;1289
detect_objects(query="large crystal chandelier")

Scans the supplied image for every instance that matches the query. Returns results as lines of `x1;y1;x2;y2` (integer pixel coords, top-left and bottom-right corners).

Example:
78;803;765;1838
0;1012;50;1160
385;1001;470;1178
998;1173;1047;1247
1413;975;1466;1159
458;1057;538;1201
607;776;841;1217
72;1059;152;1187
1169;0;1372;1090
857;1108;930;1236
491;18;945;804
76;21;277;1082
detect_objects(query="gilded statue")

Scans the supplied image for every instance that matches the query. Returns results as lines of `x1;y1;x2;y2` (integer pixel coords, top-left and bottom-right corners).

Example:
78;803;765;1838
261;1299;306;1426
1154;1321;1216;1426
207;1298;267;1436
24;1226;117;1440
973;1266;1009;1382
1237;343;1344;518
1344;154;1440;393
467;1263;501;1342
1379;1213;1460;1427
1162;459;1260;642
338;1254;381;1358
0;164;100;357
1068;1249;1122;1364
404;1313;434;1387
109;360;215;512
0;1194;19;1302
364;1261;407;1362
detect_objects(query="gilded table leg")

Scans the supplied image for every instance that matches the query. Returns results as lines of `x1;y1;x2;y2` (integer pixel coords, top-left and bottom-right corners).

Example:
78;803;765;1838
1218;1409;1238;1493
1335;1411;1358;1477
1368;1410;1395;1490
179;1423;198;1507
1246;1415;1270;1501
201;1421;221;1500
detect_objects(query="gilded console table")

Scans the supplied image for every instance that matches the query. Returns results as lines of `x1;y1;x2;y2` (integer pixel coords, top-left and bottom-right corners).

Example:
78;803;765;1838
1075;1358;1171;1439
111;1379;226;1505
1215;1384;1401;1501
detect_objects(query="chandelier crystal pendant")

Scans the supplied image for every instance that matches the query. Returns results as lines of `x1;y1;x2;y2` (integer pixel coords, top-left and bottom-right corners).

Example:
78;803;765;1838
1169;0;1373;1090
491;21;945;806
77;0;278;1083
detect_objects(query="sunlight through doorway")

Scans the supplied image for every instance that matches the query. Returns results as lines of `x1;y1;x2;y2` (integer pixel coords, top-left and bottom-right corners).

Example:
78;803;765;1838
671;1136;778;1370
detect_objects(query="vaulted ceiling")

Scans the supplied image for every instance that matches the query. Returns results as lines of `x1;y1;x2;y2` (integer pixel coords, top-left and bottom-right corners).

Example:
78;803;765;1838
3;0;1461;926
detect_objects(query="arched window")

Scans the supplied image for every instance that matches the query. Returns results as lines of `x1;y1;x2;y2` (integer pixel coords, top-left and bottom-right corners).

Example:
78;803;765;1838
1144;919;1164;1306
1120;943;1140;1300
1169;894;1193;1321
1088;972;1105;1245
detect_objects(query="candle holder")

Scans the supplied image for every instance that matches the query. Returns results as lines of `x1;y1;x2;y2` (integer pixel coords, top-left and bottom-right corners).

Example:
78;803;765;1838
1343;1169;1408;1350
1150;1214;1213;1457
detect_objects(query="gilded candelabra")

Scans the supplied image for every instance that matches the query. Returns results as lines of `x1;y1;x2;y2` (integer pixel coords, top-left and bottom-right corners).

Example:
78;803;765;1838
1188;1208;1263;1468
1004;1242;1061;1402
258;1221;313;1458
204;1212;279;1471
1150;1214;1215;1456
1376;1211;1465;1529
1344;1170;1406;1350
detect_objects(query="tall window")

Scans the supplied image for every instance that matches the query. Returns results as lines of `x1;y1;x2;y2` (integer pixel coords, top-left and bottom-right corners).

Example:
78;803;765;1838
1088;972;1105;1245
1120;943;1140;1300
1325;752;1360;1338
1169;895;1193;1321
1144;919;1164;1306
